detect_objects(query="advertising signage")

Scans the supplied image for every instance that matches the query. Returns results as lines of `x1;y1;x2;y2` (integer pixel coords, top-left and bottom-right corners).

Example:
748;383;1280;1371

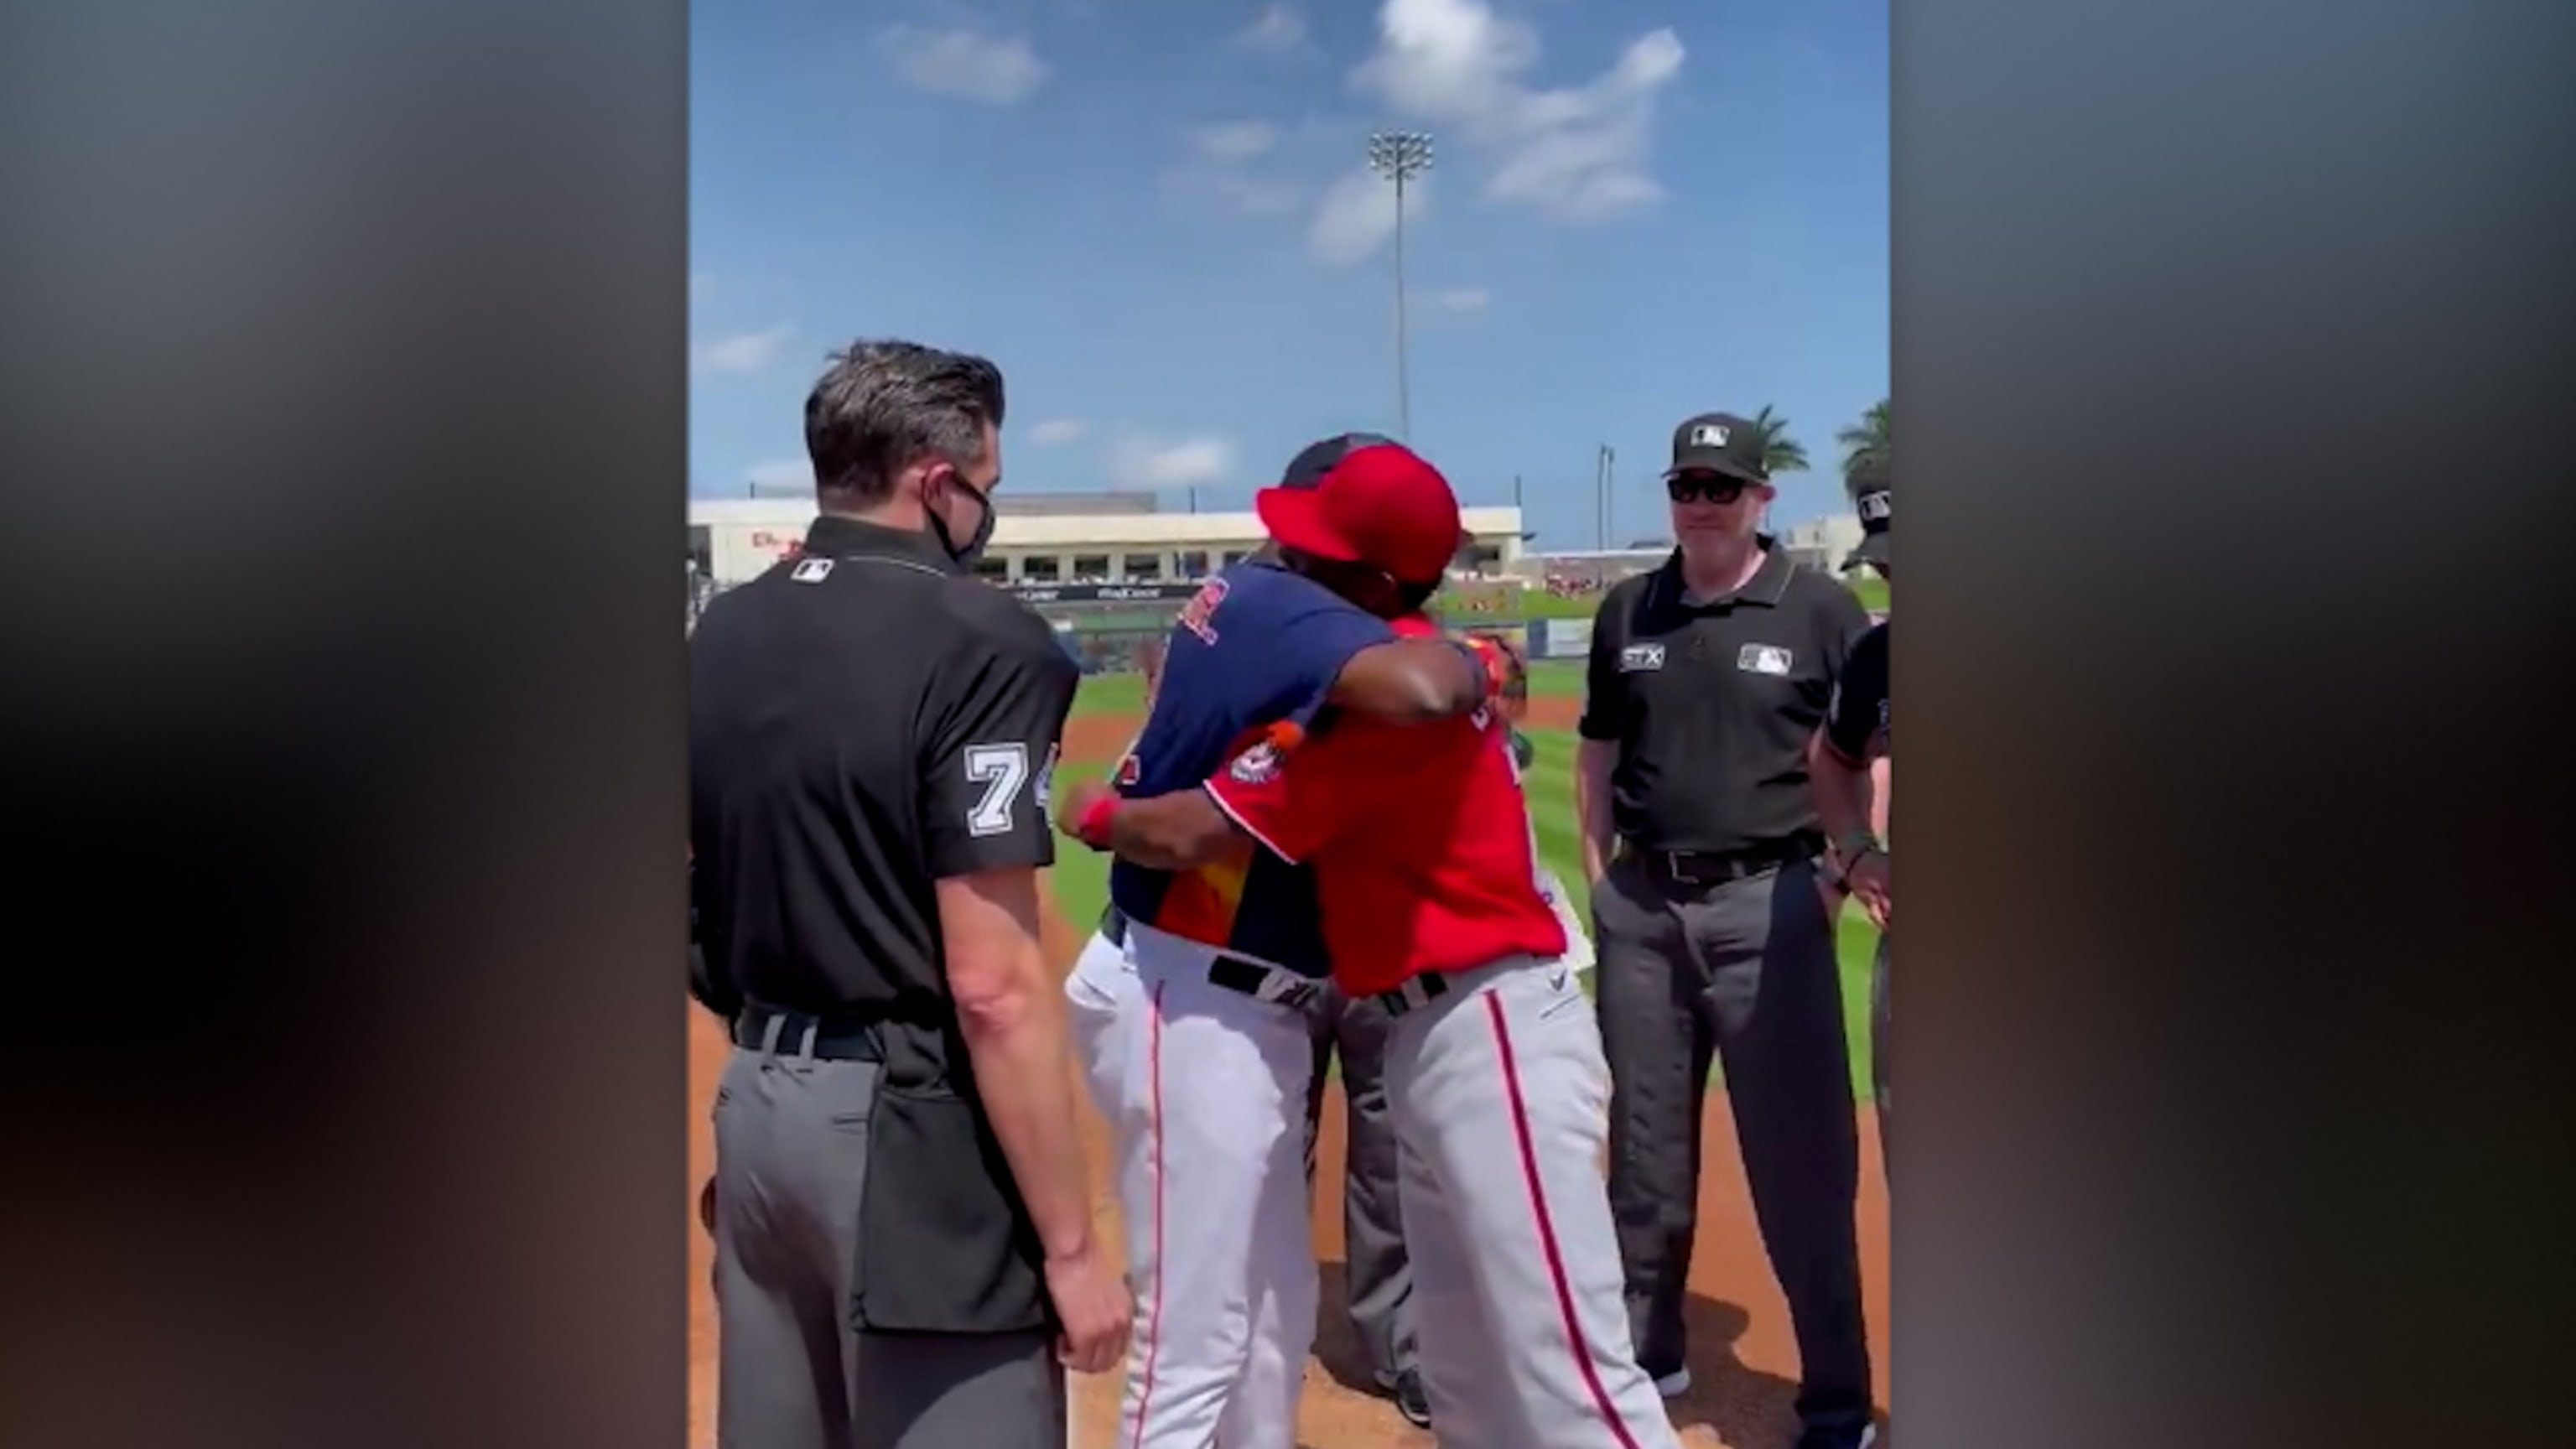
1004;581;1195;605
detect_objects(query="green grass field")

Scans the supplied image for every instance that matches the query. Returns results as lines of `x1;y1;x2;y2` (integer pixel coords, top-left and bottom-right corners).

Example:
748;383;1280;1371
1069;671;1149;719
1045;722;1883;1100
1452;572;1887;616
1070;657;1585;721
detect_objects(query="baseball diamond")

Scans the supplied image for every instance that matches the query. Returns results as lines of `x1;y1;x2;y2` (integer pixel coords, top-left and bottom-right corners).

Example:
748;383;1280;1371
689;522;1894;1446
688;647;1890;1449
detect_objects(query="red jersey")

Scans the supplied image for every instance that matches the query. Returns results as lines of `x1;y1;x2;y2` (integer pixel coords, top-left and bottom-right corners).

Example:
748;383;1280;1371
1201;652;1566;997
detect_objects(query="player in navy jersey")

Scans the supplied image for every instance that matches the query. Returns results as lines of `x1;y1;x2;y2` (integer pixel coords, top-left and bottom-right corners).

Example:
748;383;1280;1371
1062;435;1514;1449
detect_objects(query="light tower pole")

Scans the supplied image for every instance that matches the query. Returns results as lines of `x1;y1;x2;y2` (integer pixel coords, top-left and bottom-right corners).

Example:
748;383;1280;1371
1366;130;1433;441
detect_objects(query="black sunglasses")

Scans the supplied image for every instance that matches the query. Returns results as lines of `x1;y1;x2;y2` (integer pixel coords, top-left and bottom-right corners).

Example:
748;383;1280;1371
1666;472;1750;505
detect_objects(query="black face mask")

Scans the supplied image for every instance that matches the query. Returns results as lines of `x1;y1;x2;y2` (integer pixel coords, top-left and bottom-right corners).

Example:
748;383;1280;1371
927;472;996;567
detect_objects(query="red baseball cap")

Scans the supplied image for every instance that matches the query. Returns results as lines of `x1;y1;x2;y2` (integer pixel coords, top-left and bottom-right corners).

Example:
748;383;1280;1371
1255;434;1463;585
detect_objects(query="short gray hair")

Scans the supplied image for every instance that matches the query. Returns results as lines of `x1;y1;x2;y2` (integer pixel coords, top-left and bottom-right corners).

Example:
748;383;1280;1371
802;340;1006;502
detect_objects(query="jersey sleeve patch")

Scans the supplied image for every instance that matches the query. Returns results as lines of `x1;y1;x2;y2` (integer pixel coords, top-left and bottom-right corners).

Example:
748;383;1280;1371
1229;740;1284;784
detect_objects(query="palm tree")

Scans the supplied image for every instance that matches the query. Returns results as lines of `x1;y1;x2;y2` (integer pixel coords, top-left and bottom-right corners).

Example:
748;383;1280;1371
1745;404;1809;475
1836;398;1890;497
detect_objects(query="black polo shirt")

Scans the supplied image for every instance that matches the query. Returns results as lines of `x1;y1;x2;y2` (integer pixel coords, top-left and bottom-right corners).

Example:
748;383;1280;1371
1820;621;1890;766
688;515;1078;1021
1577;542;1872;855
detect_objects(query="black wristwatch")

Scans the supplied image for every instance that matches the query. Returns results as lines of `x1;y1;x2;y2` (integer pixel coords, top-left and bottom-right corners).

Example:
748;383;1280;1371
1831;830;1883;884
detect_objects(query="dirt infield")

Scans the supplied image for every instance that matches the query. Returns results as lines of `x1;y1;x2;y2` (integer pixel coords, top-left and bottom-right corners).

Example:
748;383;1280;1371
1061;711;1141;773
685;700;1889;1448
1523;693;1582;732
688;1002;1889;1449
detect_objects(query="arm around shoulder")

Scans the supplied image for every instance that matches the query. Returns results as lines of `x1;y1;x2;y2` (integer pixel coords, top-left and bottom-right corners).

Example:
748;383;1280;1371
1327;636;1487;724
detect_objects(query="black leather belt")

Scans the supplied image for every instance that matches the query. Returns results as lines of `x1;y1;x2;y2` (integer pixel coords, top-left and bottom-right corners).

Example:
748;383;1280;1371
1375;972;1452;1017
1208;954;1323;1010
733;1001;884;1062
1629;831;1824;886
1102;904;1322;1010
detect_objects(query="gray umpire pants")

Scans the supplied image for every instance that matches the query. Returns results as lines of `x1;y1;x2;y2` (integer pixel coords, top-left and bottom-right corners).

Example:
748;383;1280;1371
1306;984;1419;1386
1592;852;1872;1437
1872;934;1891;1179
711;1029;1063;1449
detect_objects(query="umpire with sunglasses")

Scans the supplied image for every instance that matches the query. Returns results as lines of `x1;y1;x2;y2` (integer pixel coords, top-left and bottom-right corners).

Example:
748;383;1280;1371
1574;413;1878;1449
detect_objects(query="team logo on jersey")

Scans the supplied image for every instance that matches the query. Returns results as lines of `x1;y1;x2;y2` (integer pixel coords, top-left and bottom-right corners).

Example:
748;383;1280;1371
789;557;834;584
1176;575;1229;645
1737;643;1794;677
1229;740;1282;784
1618;642;1666;672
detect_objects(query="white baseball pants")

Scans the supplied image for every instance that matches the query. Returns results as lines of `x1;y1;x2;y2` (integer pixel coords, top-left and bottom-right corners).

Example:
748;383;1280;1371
1383;955;1680;1449
1064;922;1322;1449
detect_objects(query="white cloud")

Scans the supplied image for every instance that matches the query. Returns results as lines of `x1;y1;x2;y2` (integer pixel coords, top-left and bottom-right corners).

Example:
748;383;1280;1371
1209;173;1306;216
1350;0;1684;223
745;457;813;493
1234;4;1307;54
1166;121;1304;218
1306;166;1422;266
1192;121;1279;164
1029;418;1088;445
1432;286;1489;313
880;25;1049;106
694;325;796;375
1106;435;1234;491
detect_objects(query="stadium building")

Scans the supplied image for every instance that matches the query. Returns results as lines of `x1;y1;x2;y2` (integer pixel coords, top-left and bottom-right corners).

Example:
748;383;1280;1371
688;493;1529;589
688;492;1531;670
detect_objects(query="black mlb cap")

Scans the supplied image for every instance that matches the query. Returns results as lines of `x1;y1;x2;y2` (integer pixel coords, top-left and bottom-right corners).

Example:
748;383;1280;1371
1280;432;1400;488
1842;454;1891;571
1665;413;1769;484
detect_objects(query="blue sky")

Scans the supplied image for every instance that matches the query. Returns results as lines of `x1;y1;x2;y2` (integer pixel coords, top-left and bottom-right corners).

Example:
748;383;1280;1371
690;0;1887;548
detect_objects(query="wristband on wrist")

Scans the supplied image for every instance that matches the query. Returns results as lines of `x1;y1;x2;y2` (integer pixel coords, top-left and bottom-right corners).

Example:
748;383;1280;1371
1074;793;1120;849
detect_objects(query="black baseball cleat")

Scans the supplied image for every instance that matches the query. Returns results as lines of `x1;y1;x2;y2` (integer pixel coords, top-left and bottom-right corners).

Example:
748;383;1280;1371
1793;1423;1878;1449
1393;1369;1431;1428
1374;1368;1432;1429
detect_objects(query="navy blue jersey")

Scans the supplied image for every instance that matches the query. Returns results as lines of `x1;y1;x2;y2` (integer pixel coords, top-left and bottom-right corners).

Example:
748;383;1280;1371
1108;561;1392;974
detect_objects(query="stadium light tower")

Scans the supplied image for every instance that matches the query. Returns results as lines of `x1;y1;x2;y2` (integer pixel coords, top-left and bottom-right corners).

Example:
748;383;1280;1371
1366;130;1433;440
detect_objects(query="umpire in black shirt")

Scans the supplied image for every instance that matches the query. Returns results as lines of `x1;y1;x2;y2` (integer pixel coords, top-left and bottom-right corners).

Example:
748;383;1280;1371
1575;413;1876;1449
1812;455;1893;1180
689;339;1129;1449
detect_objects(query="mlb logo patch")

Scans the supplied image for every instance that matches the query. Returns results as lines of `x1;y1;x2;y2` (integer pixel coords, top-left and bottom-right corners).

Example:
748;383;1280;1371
1619;643;1666;673
1688;423;1730;448
1230;741;1282;784
789;557;834;584
1737;643;1794;676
